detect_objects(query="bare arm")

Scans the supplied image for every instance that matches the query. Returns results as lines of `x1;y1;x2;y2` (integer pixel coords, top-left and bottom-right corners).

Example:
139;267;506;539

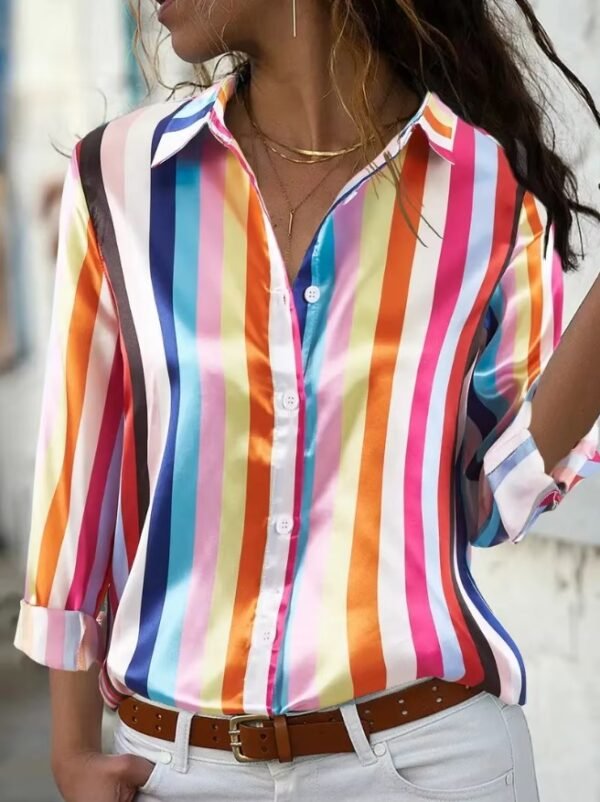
48;667;153;802
530;273;600;473
49;666;104;769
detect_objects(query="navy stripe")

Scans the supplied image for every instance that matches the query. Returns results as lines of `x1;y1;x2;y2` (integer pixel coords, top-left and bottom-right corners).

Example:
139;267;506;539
125;117;180;696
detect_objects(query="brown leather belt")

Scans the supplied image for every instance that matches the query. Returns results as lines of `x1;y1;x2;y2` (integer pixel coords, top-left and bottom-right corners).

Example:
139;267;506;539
117;678;482;763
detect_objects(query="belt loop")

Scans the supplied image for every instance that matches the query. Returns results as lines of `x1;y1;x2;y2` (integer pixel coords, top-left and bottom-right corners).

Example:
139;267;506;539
338;700;377;766
172;710;194;773
272;715;293;762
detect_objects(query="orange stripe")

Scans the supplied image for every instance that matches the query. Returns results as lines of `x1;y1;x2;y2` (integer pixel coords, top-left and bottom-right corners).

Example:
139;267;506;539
523;192;544;383
423;105;453;140
221;184;275;714
36;221;105;605
347;132;429;697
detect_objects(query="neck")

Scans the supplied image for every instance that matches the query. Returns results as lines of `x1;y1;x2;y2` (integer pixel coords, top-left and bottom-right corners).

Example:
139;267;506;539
228;3;419;153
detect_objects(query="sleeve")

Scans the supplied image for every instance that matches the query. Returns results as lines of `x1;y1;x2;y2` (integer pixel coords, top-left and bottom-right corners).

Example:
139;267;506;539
459;189;600;547
13;142;124;670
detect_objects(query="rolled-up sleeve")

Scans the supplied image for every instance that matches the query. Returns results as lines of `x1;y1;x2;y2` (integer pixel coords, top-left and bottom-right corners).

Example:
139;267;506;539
13;142;124;669
460;190;600;547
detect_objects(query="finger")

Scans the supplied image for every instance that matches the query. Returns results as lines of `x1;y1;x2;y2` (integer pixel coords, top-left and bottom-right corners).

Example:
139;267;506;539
110;753;156;787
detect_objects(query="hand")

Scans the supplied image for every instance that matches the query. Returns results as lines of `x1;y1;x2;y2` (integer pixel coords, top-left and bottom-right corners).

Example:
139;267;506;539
53;750;156;802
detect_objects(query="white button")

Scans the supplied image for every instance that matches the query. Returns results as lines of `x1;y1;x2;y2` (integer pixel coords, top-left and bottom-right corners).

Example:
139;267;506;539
275;515;294;534
158;751;173;764
304;285;321;303
373;743;386;757
282;390;299;410
262;630;273;642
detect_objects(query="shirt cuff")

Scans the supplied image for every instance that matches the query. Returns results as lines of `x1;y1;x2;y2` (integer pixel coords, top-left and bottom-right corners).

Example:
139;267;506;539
13;599;108;671
478;398;562;545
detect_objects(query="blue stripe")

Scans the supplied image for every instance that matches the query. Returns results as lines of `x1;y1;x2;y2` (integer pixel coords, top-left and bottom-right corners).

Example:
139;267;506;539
168;104;213;131
455;464;528;705
146;140;203;704
487;436;536;491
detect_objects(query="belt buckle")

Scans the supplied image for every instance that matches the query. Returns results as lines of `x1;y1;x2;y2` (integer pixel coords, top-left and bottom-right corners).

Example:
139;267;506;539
228;713;271;762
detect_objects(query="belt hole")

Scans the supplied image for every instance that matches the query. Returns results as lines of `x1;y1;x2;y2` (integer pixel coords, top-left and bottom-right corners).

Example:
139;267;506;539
133;704;139;711
261;746;268;753
156;713;162;720
364;708;371;715
397;699;405;705
156;725;162;732
431;685;438;691
212;735;218;742
329;716;336;721
436;697;443;703
212;723;219;730
401;710;408;716
132;716;138;723
260;733;267;740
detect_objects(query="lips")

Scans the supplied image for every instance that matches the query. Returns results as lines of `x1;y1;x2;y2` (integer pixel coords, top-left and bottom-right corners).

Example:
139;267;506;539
156;0;176;18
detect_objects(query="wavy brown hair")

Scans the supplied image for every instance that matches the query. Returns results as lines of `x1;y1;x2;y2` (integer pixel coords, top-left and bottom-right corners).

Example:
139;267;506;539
129;0;600;274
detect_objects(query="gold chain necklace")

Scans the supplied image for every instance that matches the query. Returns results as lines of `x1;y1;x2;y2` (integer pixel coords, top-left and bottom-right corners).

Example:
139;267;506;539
250;119;359;272
240;77;406;165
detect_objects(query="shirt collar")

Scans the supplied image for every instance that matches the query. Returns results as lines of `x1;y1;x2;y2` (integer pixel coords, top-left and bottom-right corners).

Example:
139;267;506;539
150;71;458;169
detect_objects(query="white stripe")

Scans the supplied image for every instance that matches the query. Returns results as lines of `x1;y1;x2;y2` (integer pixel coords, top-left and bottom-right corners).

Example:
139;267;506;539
26;159;82;603
99;103;173;681
243;212;299;713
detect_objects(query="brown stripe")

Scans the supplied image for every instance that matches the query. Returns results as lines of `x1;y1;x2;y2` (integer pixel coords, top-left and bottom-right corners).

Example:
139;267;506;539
78;127;150;547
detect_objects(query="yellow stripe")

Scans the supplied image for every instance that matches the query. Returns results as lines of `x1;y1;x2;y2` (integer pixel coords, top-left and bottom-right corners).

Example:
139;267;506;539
512;199;535;396
200;151;251;710
316;170;400;707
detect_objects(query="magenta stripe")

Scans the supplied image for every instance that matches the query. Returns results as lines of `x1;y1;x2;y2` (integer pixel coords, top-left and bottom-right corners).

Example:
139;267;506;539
66;346;122;610
404;119;475;676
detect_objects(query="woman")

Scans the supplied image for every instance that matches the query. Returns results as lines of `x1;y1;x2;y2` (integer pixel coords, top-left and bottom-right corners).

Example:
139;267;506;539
13;0;600;800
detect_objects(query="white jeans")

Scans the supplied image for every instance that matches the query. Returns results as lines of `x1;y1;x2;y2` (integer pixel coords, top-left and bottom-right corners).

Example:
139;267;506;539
111;686;541;801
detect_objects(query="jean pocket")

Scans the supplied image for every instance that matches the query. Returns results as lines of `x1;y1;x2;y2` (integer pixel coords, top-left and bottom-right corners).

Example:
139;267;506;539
373;692;516;801
113;723;169;795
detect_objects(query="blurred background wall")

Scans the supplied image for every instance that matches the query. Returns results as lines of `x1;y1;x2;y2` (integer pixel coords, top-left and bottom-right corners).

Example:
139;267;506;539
0;1;598;801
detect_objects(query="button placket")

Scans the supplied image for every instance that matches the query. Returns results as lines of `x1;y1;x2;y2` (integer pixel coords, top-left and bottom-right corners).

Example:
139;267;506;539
303;285;321;303
275;514;294;535
281;390;299;411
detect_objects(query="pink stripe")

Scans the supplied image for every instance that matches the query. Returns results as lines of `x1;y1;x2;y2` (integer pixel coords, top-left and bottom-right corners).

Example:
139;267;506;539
45;611;66;667
279;194;367;710
174;136;228;706
404;119;475;676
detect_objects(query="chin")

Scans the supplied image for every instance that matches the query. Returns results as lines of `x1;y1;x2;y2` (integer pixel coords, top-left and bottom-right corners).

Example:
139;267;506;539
169;30;222;64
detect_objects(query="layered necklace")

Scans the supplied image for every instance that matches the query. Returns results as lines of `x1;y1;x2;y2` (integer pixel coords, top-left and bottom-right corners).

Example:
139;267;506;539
239;74;414;261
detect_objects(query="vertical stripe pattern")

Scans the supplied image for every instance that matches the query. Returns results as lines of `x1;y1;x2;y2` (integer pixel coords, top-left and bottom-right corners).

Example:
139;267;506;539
14;72;600;715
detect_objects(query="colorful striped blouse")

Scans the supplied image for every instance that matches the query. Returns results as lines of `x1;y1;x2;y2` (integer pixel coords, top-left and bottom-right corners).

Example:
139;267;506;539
14;69;600;715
